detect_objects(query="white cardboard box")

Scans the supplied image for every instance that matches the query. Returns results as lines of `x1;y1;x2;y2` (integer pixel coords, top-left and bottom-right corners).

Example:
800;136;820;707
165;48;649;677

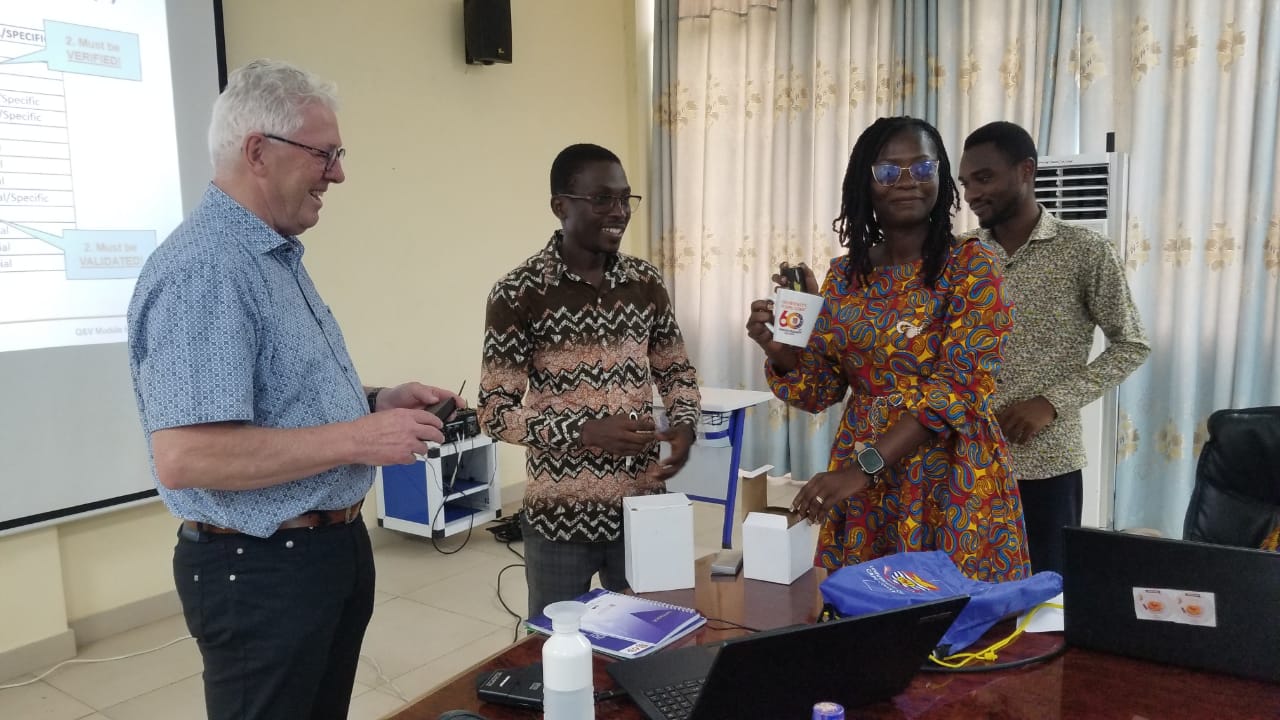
742;510;818;585
623;493;695;592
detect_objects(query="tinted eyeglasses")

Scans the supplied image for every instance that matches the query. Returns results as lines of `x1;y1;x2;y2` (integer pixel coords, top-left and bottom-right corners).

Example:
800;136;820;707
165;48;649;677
557;193;643;214
264;133;345;173
871;159;940;187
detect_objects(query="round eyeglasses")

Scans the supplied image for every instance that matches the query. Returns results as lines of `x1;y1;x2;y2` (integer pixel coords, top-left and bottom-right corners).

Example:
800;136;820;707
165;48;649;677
871;159;940;187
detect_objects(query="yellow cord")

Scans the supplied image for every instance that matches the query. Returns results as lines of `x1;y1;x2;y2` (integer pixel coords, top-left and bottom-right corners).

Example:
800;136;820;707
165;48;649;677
928;601;1064;668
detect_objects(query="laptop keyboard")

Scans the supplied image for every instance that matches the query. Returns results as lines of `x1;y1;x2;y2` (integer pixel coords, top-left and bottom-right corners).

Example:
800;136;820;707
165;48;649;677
642;678;704;720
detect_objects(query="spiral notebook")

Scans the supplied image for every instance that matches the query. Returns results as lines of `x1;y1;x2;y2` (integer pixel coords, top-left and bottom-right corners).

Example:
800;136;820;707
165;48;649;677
526;588;706;659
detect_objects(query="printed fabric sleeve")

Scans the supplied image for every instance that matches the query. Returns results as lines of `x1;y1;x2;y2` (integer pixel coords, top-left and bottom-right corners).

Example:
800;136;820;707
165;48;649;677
1040;237;1151;416
764;261;850;414
898;240;1013;438
477;281;592;452
646;274;701;427
132;260;259;432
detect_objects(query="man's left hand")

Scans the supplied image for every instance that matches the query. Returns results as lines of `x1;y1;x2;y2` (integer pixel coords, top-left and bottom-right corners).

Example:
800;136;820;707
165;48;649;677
654;423;695;480
376;383;466;413
997;396;1056;444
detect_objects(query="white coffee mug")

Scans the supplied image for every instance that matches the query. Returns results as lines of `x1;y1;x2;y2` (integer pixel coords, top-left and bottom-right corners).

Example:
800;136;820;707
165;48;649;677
766;288;824;348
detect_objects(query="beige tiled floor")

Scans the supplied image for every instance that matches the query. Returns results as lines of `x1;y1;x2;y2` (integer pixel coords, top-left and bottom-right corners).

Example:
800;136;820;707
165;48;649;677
0;483;799;720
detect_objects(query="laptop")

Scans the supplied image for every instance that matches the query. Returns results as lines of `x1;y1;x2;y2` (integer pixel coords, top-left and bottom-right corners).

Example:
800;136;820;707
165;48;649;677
1063;527;1280;683
606;595;968;720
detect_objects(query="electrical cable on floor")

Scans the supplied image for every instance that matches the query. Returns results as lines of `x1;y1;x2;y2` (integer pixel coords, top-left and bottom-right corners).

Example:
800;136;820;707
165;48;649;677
0;503;442;697
490;532;528;642
504;539;524;561
0;633;411;703
496;558;527;642
358;652;407;701
0;635;194;690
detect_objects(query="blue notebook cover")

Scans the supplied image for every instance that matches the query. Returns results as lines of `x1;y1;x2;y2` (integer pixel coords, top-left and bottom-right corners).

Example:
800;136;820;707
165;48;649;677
526;588;706;658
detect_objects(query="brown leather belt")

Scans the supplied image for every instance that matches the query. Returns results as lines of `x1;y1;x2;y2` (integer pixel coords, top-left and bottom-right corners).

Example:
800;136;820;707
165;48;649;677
182;499;363;536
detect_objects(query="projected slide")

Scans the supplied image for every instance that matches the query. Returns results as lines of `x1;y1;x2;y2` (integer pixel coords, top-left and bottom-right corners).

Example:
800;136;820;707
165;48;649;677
0;1;182;353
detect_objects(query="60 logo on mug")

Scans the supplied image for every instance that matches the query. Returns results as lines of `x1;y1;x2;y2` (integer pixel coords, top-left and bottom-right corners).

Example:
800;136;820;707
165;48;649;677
768;289;824;347
778;309;805;329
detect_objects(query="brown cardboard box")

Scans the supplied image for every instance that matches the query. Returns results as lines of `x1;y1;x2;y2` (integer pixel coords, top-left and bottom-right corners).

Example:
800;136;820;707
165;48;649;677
734;465;769;525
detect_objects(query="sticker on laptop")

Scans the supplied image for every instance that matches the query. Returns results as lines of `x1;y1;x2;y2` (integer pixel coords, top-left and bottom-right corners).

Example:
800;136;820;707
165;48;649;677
1132;587;1217;627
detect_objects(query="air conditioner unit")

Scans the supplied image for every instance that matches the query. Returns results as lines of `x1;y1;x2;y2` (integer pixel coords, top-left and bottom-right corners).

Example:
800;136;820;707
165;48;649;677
1033;152;1129;530
1035;153;1128;236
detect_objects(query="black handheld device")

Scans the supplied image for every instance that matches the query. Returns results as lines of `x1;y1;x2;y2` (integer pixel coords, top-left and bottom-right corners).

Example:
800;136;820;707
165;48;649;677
475;664;543;709
475;663;626;709
781;265;806;291
427;397;457;420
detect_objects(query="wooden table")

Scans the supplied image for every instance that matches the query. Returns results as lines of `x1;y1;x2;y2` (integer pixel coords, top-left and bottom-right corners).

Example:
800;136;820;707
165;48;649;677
388;557;1280;719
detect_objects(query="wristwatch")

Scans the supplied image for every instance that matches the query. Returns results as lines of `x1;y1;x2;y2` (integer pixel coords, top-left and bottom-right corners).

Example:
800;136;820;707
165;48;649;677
366;387;384;414
856;445;886;477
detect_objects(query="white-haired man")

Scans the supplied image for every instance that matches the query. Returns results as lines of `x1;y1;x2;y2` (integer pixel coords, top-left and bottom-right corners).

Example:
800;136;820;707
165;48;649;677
127;59;460;719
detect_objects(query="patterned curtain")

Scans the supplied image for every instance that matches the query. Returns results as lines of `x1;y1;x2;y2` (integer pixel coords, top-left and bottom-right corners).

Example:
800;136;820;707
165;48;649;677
651;0;1280;536
651;0;1051;483
1071;0;1280;537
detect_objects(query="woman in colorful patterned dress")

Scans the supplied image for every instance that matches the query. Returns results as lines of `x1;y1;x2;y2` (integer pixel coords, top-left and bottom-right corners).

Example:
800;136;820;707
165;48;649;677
745;116;1031;582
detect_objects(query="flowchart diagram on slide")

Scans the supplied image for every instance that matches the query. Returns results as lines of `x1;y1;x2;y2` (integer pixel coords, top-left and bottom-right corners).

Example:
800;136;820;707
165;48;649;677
0;20;151;274
0;6;181;352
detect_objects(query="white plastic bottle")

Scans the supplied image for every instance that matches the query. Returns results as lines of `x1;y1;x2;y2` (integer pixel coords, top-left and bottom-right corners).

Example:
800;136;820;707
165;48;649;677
541;600;595;720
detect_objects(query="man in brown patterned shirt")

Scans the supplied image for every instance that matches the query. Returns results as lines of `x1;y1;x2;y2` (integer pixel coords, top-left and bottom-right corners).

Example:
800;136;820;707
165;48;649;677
959;122;1150;575
479;143;701;617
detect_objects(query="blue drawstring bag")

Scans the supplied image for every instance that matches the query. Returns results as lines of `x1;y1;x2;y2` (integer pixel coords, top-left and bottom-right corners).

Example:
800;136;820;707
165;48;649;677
819;551;1062;654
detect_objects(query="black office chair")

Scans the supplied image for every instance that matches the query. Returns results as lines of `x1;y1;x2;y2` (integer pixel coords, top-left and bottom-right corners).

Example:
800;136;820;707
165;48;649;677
1182;406;1280;548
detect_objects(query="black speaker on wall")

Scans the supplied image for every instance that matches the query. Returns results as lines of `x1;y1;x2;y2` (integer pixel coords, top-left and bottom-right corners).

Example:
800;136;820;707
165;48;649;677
464;0;512;65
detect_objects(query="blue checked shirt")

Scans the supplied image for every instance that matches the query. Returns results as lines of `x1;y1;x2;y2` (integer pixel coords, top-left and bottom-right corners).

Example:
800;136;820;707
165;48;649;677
128;184;371;537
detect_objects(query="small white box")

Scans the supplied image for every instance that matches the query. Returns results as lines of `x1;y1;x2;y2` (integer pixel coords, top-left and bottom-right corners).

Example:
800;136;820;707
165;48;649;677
742;510;818;585
623;493;695;592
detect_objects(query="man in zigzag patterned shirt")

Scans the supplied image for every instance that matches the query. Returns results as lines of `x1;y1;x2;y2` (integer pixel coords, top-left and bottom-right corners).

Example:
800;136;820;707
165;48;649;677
480;143;702;618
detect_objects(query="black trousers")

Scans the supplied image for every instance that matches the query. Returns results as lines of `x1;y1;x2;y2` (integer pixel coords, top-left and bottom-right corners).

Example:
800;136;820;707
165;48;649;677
521;514;628;618
173;518;375;720
1018;470;1083;576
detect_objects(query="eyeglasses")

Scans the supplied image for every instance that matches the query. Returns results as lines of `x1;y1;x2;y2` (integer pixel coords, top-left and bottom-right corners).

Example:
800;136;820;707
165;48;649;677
871;159;940;187
557;193;643;214
264;133;345;173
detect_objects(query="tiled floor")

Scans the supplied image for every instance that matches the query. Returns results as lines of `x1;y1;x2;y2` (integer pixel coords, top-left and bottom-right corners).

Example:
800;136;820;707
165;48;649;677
0;482;798;720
